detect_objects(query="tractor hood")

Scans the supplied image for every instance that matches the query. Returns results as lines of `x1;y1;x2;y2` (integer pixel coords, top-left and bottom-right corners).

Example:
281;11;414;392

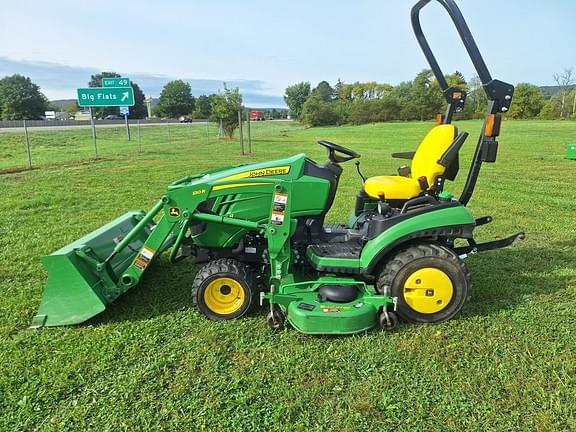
168;153;308;191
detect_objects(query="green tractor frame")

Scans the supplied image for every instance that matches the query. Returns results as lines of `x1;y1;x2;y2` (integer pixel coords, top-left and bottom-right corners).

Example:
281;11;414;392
33;0;524;335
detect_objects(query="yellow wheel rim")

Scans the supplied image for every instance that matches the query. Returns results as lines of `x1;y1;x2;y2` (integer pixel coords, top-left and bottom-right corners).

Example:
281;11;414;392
203;277;246;315
403;267;453;314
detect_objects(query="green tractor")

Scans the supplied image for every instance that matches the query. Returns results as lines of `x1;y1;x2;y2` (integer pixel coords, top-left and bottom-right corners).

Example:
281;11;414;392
32;0;524;334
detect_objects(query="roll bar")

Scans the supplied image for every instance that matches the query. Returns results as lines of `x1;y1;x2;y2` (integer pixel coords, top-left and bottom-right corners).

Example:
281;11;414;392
412;0;492;88
411;0;514;122
411;0;515;206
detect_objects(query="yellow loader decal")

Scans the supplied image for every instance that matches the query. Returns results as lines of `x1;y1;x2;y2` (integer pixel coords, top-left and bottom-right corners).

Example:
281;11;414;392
219;166;290;182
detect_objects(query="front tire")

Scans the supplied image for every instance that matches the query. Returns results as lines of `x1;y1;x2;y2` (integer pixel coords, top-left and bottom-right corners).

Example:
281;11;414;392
376;243;471;324
192;258;257;320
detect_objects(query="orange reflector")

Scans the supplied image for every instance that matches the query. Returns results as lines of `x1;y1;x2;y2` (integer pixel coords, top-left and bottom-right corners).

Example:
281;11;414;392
485;114;496;137
435;114;443;125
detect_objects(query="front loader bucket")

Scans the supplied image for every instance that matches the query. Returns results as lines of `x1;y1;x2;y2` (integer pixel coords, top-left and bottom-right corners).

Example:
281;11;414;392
31;211;155;328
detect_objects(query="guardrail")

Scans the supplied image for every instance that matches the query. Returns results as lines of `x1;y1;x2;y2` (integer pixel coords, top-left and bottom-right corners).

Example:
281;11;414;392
0;118;208;129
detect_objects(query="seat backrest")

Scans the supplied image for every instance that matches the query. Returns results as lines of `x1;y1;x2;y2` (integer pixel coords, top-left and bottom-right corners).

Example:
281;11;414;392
411;124;457;187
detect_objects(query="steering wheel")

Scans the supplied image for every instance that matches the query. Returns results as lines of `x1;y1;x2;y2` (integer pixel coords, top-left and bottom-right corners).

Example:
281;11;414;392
317;140;361;163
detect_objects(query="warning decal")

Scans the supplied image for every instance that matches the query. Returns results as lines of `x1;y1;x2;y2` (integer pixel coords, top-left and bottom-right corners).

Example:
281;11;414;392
271;193;288;225
133;246;156;271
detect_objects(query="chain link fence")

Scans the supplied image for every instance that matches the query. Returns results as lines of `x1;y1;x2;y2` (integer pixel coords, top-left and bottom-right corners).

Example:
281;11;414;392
0;119;299;173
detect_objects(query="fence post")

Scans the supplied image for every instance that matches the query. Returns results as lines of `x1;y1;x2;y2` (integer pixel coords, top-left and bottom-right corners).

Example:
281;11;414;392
238;110;244;155
167;121;172;145
206;121;210;144
124;115;131;141
137;120;142;153
23;120;32;169
246;111;252;154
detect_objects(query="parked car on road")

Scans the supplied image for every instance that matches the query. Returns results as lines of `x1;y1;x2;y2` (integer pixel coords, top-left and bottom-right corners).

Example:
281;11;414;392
179;115;193;123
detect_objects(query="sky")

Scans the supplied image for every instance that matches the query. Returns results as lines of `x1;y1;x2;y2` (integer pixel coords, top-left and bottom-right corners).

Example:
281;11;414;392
0;0;574;107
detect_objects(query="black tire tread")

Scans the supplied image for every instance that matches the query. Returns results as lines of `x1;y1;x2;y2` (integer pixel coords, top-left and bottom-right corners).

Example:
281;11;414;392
191;258;257;320
376;243;471;324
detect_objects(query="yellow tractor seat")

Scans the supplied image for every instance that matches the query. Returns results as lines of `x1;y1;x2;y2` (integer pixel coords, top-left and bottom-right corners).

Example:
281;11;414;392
363;124;458;201
364;176;422;200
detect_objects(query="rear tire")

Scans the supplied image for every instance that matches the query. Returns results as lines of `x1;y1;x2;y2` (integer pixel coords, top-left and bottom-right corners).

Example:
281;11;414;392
192;258;257;320
376;243;471;324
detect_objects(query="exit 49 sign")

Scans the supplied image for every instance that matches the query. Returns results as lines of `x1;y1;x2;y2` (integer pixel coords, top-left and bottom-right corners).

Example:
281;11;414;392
102;77;130;87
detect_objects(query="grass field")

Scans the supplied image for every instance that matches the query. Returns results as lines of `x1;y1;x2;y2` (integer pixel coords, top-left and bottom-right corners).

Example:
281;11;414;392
1;119;575;431
0;121;291;171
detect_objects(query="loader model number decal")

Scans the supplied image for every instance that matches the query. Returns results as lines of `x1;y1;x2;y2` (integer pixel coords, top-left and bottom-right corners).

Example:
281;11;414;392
169;207;181;217
271;193;288;225
192;189;206;196
248;166;290;178
134;246;156;271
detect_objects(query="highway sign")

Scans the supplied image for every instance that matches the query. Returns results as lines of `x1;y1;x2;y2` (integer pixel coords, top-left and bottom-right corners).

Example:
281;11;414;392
120;106;130;116
102;77;130;87
77;87;135;107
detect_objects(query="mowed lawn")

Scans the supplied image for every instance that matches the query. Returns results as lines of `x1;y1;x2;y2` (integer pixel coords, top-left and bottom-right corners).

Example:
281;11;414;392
0;120;575;431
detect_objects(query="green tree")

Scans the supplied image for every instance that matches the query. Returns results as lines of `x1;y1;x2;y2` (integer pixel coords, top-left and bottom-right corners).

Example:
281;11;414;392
301;95;341;126
388;81;412;120
0;74;48;120
463;75;486;119
155;80;195;118
283;82;311;119
211;85;242;139
194;95;213;118
312;81;335;102
444;71;468;91
508;83;545;119
334;78;345;99
539;95;562;119
66;101;79;118
128;83;147;119
412;69;442;121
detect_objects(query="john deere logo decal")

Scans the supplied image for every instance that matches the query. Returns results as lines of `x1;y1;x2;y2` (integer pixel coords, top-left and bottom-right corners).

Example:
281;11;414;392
248;167;290;178
169;207;181;217
219;166;291;182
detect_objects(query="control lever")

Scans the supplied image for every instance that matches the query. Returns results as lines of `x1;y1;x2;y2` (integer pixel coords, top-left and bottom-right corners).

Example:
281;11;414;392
377;193;391;217
355;160;366;183
305;218;315;242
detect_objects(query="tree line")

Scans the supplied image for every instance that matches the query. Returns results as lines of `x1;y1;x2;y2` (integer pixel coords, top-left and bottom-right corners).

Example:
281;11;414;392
2;68;574;125
284;68;576;126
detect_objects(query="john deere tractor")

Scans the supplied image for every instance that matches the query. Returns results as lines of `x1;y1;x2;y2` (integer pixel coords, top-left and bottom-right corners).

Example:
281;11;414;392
32;0;524;334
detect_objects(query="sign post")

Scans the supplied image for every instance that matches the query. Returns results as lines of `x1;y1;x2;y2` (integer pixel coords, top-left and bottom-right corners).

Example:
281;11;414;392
89;107;98;159
77;78;135;157
120;106;131;141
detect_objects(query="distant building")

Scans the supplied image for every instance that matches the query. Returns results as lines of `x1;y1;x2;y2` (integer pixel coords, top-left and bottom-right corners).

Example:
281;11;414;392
73;110;92;121
44;111;68;121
